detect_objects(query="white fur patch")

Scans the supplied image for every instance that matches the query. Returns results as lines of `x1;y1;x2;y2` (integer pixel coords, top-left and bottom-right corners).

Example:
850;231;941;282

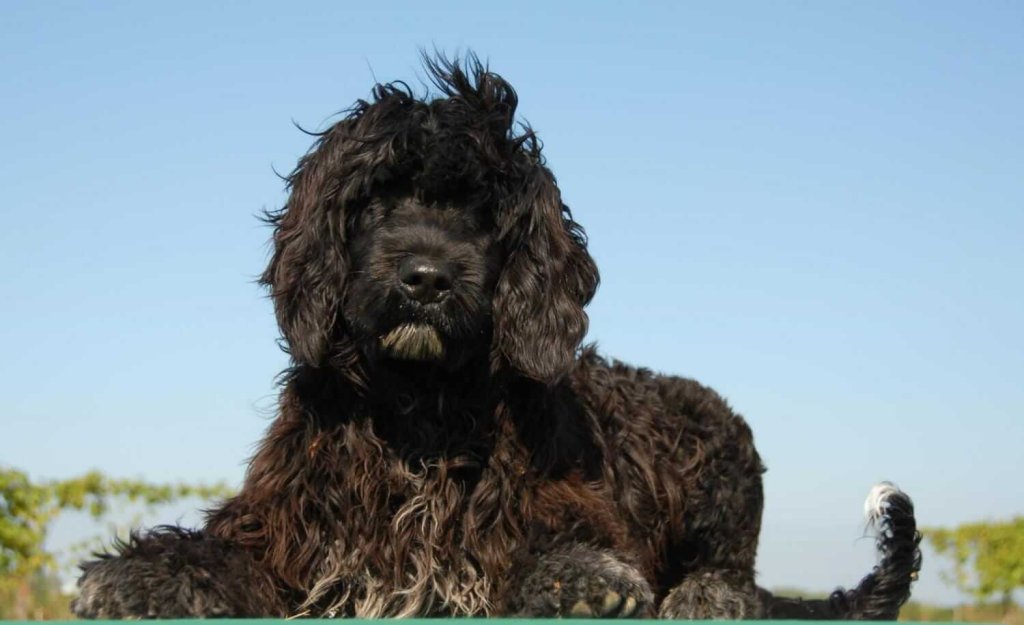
864;481;901;525
380;324;445;361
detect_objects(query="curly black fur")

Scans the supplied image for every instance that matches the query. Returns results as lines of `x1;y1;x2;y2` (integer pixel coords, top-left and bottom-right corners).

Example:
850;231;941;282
73;54;920;619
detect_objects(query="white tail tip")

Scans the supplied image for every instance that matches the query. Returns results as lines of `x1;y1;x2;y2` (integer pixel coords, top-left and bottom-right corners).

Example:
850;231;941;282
864;482;901;524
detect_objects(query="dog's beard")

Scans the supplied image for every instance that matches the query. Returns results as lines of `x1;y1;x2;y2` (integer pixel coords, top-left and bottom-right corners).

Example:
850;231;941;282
380;323;445;361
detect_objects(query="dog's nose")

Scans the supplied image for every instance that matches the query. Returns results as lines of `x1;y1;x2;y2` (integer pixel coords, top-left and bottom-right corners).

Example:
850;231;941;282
398;256;455;304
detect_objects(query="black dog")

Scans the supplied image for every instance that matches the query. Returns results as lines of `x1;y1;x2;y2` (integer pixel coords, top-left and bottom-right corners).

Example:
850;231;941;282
73;56;920;619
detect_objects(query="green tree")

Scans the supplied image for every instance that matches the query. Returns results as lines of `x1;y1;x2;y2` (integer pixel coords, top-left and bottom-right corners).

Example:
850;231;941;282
0;466;231;618
925;517;1024;607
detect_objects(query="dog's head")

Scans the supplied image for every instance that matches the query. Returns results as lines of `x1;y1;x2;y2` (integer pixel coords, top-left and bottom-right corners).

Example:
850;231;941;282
261;56;598;386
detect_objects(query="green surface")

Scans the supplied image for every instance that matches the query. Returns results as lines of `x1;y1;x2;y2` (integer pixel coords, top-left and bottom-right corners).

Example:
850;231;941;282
0;614;991;618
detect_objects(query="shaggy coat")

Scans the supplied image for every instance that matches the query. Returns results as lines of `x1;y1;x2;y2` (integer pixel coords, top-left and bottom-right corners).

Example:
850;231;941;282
73;56;920;620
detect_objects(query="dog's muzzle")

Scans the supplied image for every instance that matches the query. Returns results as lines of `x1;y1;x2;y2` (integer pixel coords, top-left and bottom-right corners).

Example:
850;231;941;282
380;323;445;361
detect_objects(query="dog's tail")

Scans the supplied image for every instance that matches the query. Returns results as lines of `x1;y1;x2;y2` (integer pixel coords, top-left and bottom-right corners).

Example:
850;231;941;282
761;482;922;620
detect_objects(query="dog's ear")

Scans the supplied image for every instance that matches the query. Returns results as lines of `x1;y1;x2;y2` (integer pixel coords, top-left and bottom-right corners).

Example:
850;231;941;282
261;125;365;367
493;169;599;385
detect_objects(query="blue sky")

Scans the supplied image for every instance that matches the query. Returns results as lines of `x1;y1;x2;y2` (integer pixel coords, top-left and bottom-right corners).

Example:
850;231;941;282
2;0;1021;606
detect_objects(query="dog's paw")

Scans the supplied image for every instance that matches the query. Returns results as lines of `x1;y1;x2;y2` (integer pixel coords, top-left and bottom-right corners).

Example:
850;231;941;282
658;569;762;619
512;545;654;618
71;529;281;618
72;557;146;619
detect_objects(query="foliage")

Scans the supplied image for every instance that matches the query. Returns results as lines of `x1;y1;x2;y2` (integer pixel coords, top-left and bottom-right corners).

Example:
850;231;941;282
0;569;74;620
924;517;1024;606
0;466;231;619
901;599;1023;625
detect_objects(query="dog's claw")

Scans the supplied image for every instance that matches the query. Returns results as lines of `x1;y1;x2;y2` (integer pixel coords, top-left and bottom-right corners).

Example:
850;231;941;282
571;600;594;617
600;591;623;615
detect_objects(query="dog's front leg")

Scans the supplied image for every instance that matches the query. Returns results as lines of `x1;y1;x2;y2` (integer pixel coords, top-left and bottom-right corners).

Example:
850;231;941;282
502;543;654;618
72;527;284;619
